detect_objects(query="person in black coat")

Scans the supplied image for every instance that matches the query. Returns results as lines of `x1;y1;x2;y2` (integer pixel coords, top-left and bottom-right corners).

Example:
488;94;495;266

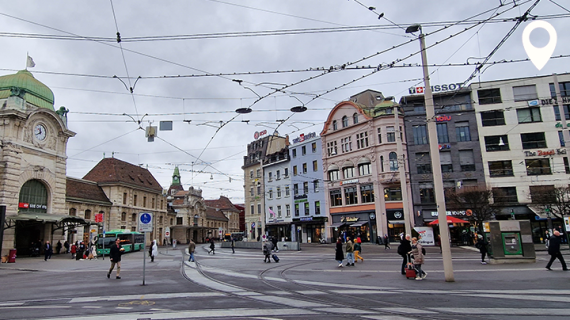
398;234;412;275
44;241;53;261
546;230;568;271
335;237;344;267
107;238;124;279
476;235;489;264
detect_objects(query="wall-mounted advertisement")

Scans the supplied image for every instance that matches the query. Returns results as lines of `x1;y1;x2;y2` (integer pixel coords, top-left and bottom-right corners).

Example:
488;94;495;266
414;227;435;246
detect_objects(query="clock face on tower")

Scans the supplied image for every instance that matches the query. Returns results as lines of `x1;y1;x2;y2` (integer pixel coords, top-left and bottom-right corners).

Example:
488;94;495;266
34;124;47;141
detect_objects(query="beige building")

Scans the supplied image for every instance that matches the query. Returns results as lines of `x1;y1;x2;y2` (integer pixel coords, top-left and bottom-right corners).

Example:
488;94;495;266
169;187;208;243
205;196;241;237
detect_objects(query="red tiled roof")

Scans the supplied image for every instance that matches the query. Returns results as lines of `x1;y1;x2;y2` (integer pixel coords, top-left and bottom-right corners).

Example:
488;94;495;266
206;207;229;221
66;177;112;204
83;158;163;192
205;196;239;212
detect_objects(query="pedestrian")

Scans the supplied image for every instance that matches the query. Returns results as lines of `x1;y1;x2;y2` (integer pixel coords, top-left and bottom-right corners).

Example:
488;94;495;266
107;238;124;279
231;237;235;254
271;236;279;253
546;230;568;271
90;243;98;260
475;234;489;264
44;241;53;261
208;238;215;255
383;234;391;250
173;239;177;248
188;239;196;262
149;240;158;262
263;240;271;263
354;237;364;263
335;237;344;267
56;240;62;254
77;241;86;260
345;237;355;266
409;237;427;280
64;240;69;254
70;243;77;259
398;234;412;275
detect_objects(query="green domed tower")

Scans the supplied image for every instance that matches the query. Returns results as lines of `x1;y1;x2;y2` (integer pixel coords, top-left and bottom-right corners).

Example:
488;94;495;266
0;70;55;110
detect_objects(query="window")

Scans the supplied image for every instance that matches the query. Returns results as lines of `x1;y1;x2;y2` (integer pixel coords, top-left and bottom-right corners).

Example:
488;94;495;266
481;110;506;126
292;149;297;158
327;141;338;156
123;192;127;205
358;163;371;176
353;113;359;124
268;172;273;181
342;116;349;128
419;183;435;203
343;166;355;179
300;163;306;174
295;204;300;216
384;187;402;201
284;168;289;177
121;212;127;221
293;165;298;176
277;205;282;218
256;169;260;178
277;187;281;198
250;205;254;215
344;187;358;205
276;170;280;180
360;184;374;203
315;201;321;215
302;146;306;155
151;198;155;209
414;105;426;113
258;204;262;214
377;128;382;144
416;152;429;162
492;187;518;203
312;142;317;153
250;187;254;196
357;132;369;149
133;194;137;206
303;182;309;195
285;186;290;196
413;125;427;145
387;126;395;142
313;160;318;172
268;206;273;218
560;131;566;147
131;226;136;232
526;158;552;175
380;156;384;172
521;132;547;149
455;122;471;142
389;152;398;171
330;190;342;206
436;123;449;143
286;204;291;217
304;202;310;215
488;160;513;177
417;163;432;174
341;137;352;153
550;81;570;97
485;135;509;151
565;157;570;174
176;217;183;225
440;151;453;172
161;199;164;210
257;184;261;195
513;85;537;101
143;196;147;207
477;88;502;104
84;210;91;220
268;188;273;199
517;107;542;123
553;105;570;121
131;213;136;222
530;185;555;203
250;170;253;179
333;120;338;130
459;150;476;172
328;169;339;181
294;184;299;195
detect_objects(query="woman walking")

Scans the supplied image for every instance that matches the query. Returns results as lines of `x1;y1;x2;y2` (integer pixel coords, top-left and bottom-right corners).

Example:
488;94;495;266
354;238;364;262
335;237;344;267
409;237;427;280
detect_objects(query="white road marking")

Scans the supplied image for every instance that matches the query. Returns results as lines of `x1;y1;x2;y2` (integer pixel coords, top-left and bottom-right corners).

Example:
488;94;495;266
429;308;570;315
456;293;570;303
375;307;438;314
362;315;418;320
312;307;376;314
70;292;224;303
248;295;328;308
183;264;245;293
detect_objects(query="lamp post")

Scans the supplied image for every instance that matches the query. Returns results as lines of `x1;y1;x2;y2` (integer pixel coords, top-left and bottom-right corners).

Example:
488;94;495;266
406;24;454;282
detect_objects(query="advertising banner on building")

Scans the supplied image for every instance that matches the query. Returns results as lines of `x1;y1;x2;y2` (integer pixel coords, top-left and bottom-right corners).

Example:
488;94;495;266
564;216;570;232
414;227;435;246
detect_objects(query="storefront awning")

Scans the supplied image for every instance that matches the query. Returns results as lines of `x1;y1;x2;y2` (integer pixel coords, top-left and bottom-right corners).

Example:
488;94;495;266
329;222;346;228
528;205;549;220
4;213;91;232
349;221;368;227
266;222;291;226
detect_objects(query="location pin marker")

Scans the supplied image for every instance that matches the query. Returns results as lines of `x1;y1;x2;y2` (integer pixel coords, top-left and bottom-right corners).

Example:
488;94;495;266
522;20;557;71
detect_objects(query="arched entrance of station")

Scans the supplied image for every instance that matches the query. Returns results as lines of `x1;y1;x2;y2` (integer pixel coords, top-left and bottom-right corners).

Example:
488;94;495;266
15;179;49;255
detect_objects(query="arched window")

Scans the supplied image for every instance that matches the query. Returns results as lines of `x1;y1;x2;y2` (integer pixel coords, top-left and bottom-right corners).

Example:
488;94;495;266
121;212;127;221
84;209;92;220
159;215;163;224
69;208;77;216
389;152;398;171
19;179;48;213
170;218;173;225
342;116;349;128
131;213;137;222
353;113;359;124
332;120;337;130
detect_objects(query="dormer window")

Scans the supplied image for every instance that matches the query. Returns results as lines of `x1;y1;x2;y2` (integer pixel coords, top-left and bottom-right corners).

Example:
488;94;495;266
342;116;348;128
333;120;337;130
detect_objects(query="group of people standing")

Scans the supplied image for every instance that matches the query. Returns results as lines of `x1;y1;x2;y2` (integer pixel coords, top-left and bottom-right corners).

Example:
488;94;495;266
335;236;364;267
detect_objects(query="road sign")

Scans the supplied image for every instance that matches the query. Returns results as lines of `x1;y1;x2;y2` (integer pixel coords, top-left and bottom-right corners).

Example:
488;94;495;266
165;226;171;238
138;212;153;232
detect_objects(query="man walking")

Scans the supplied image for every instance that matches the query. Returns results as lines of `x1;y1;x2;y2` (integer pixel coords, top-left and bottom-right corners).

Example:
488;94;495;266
271;236;279;253
383;234;391;250
188;239;196;262
107;238;124;279
231;237;235;254
546;230;568;271
44;241;53;261
398;234;412;275
345;237;355;266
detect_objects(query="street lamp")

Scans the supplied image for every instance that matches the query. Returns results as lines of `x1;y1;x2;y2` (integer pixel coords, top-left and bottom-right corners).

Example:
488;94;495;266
546;206;553;233
406;24;455;282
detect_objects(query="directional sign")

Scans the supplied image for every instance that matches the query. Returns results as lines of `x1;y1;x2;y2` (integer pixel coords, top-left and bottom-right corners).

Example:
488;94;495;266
139;212;153;232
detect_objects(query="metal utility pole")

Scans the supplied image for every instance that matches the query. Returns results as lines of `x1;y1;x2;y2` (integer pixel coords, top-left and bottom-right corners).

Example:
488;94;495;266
407;24;455;282
395;107;412;235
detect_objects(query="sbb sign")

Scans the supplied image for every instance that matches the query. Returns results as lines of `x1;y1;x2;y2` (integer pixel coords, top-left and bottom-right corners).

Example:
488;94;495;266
409;83;464;94
254;130;267;139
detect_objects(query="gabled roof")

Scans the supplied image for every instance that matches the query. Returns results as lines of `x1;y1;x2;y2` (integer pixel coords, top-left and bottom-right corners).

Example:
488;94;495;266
66;177;112;205
205;196;239;213
83;157;163;192
206;207;229;221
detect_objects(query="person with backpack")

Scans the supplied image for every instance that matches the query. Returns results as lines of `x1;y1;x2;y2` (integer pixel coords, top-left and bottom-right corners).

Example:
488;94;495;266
409;237;427;280
398;234;412;275
475;234;489;265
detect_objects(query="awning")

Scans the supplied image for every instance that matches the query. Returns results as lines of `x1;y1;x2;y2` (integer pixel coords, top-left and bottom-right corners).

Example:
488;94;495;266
349;221;368;227
528;205;549;220
329;222;346;228
8;213;87;224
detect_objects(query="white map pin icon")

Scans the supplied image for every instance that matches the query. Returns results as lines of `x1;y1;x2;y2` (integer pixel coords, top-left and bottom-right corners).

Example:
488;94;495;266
522;20;557;70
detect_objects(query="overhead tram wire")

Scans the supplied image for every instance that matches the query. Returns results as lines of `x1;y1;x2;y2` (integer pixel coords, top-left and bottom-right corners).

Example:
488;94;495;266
70;128;141;158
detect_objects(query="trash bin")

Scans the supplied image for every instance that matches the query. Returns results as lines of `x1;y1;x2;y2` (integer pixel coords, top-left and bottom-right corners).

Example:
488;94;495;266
8;249;17;263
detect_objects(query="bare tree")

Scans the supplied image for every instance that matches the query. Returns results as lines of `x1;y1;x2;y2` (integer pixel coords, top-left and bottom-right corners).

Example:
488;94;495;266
446;185;501;233
529;185;570;247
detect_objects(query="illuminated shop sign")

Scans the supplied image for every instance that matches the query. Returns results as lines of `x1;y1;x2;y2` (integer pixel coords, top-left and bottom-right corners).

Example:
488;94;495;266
524;149;566;157
408;83;464;95
293;132;316;144
341;217;359;223
435;115;451;122
18;202;47;210
340;179;359;185
430;210;467;217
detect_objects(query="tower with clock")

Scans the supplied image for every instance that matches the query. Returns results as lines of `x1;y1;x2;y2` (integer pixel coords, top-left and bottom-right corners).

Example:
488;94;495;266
0;70;76;256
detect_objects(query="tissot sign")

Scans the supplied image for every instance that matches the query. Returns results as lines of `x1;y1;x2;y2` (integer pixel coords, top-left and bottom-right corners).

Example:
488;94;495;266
292;132;316;144
409;83;464;94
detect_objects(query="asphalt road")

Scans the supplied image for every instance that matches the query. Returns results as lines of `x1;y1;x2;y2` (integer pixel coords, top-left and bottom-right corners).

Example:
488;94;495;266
0;243;568;320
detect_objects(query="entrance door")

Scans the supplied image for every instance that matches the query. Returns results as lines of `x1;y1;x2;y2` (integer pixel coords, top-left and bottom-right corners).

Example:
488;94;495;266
15;223;42;256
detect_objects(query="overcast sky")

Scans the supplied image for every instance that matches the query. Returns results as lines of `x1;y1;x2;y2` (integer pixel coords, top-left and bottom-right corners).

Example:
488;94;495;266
1;0;568;202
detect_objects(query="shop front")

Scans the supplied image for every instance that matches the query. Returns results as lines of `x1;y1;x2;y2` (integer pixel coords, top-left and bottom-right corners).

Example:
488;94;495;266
265;221;292;242
386;209;405;242
330;211;376;242
293;216;327;243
